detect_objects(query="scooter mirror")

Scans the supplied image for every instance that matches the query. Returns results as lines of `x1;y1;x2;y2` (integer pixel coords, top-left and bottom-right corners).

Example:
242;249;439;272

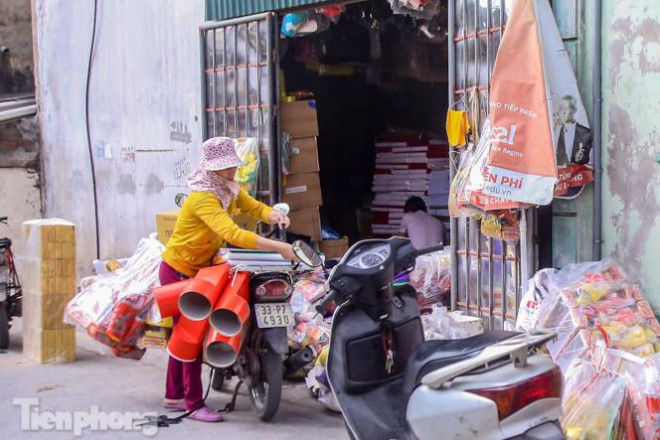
292;240;323;268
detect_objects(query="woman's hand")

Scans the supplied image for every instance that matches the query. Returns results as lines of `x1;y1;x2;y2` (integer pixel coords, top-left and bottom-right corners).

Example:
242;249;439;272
269;209;291;229
278;243;298;261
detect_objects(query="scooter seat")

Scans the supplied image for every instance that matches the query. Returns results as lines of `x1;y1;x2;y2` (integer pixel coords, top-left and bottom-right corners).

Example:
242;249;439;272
402;330;518;395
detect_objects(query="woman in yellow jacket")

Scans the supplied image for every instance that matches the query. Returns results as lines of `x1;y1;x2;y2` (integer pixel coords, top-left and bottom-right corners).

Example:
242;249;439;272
160;137;295;422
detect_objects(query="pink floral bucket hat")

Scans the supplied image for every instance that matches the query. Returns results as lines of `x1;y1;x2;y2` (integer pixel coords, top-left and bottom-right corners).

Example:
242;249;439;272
199;137;244;171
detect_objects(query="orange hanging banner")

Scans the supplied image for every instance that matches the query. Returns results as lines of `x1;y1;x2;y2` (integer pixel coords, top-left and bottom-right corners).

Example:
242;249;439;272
483;0;557;205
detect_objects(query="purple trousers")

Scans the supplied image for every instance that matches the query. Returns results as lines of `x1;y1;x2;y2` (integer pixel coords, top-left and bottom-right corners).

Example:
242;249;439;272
159;261;204;411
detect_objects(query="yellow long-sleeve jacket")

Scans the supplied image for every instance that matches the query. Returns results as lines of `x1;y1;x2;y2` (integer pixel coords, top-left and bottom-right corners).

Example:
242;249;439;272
163;189;273;277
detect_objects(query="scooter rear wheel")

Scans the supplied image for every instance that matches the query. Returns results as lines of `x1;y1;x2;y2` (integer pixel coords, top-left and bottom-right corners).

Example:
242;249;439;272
248;336;282;422
0;301;9;350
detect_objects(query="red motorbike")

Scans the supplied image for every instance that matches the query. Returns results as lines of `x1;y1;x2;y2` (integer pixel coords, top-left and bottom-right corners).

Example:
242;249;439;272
0;216;23;349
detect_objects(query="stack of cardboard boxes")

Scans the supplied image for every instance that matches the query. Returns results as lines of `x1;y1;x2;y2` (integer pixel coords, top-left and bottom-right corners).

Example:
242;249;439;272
21;219;77;363
282;100;323;243
371;134;449;238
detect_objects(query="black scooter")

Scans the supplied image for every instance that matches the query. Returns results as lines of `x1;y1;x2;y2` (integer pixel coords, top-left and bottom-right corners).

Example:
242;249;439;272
300;237;563;440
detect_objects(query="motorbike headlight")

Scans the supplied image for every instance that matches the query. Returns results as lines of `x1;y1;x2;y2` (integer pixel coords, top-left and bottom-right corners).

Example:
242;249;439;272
254;279;292;302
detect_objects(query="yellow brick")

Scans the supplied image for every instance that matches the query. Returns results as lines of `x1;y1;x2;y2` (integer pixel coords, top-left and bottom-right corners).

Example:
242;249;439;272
23;327;76;364
23;291;73;330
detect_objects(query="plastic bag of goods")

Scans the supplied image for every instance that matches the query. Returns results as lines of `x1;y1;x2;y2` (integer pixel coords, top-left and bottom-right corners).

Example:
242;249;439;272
409;249;451;308
624;354;660;439
516;268;558;332
234;137;260;196
64;238;165;359
561;358;628;440
421;305;482;340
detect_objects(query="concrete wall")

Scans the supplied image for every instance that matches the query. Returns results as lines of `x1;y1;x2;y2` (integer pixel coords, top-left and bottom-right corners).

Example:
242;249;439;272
34;0;206;274
602;1;660;310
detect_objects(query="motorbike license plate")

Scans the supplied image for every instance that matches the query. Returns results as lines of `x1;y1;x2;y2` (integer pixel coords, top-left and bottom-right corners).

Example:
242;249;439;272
254;303;294;328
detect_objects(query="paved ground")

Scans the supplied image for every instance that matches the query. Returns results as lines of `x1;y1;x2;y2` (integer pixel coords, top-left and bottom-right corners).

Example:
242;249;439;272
0;319;347;439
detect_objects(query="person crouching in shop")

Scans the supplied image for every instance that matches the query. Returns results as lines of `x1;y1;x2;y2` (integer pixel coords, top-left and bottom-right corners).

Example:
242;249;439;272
398;196;445;249
159;137;297;422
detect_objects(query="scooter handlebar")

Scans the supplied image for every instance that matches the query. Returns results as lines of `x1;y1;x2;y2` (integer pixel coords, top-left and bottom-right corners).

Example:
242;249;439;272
0;217;7;224
415;244;444;257
315;289;338;316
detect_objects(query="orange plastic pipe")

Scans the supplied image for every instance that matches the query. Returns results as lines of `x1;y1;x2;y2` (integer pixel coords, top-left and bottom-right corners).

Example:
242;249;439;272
203;329;243;368
209;271;250;337
178;264;230;321
167;315;210;362
153;279;188;319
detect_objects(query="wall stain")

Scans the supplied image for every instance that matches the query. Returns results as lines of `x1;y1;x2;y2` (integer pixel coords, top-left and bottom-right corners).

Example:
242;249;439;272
145;173;164;195
605;15;660;279
68;170;84;191
116;174;136;195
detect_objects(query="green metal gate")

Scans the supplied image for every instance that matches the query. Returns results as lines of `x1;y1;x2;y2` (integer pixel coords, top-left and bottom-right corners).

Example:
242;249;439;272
200;13;280;205
207;0;330;21
448;0;528;331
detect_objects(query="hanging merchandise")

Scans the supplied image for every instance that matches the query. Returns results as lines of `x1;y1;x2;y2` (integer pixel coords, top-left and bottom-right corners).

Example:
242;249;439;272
446;110;470;148
320;5;346;21
449;119;524;215
281;11;333;38
234;137;260;197
480;210;520;240
484;0;593;205
387;0;440;20
281;12;310;38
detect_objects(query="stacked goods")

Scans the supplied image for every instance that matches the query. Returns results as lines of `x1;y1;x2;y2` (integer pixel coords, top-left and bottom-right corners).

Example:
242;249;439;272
518;260;660;439
428;163;451;236
282;100;323;243
21;219;77;363
371;133;449;237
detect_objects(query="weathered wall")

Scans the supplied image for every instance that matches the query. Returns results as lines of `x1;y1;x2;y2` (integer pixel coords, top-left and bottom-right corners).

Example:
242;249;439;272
0;0;34;93
0;117;41;251
0;167;41;255
602;1;660;310
34;0;205;274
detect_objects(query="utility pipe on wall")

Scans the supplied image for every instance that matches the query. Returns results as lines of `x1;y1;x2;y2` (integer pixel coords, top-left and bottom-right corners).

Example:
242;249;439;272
592;0;603;260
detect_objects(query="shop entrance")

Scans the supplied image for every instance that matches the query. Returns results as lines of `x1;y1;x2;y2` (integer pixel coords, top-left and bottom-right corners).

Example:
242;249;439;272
279;1;451;249
200;0;529;328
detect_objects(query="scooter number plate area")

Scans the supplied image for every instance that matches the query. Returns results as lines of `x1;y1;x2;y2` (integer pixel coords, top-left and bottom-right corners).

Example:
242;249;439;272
254;303;294;328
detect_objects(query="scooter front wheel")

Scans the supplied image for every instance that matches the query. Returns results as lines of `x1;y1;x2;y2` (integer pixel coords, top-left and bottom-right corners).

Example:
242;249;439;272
248;335;283;422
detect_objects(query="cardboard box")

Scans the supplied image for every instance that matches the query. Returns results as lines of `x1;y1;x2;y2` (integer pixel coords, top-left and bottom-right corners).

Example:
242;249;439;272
288;137;319;174
156;211;179;245
288;207;322;242
281;100;319;138
283;173;323;211
321;237;349;259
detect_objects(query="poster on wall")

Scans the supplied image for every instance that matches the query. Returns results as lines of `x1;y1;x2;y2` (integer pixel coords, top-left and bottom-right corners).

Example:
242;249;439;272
482;0;593;205
537;0;593;199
